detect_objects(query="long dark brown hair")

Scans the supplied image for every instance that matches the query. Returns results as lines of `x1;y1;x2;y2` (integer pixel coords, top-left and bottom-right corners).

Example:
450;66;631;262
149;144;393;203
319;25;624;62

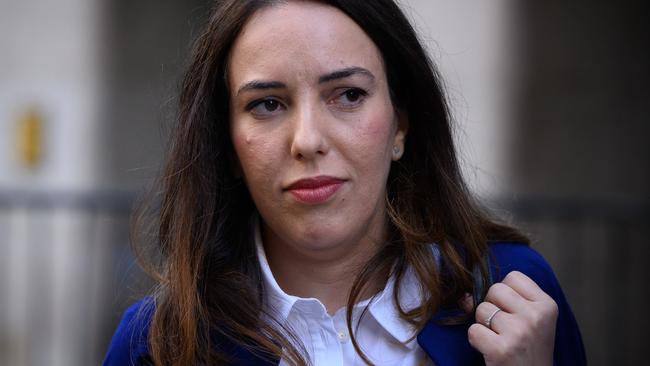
134;0;528;365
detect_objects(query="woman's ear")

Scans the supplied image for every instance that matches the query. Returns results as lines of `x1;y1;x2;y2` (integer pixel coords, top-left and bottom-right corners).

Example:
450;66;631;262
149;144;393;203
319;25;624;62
392;111;408;161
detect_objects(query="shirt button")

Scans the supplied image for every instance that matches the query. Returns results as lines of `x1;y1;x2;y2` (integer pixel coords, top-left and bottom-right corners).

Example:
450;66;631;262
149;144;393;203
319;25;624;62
337;330;349;343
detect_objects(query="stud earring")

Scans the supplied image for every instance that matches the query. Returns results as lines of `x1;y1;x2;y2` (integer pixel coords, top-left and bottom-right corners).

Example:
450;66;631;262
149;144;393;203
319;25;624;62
392;146;401;159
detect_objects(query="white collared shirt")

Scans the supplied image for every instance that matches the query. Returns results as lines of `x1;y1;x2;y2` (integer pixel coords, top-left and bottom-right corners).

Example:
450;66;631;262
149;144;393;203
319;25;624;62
254;221;436;366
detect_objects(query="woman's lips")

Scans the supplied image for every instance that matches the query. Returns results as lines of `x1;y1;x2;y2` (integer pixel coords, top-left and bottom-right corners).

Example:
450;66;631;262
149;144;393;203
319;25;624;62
285;176;345;204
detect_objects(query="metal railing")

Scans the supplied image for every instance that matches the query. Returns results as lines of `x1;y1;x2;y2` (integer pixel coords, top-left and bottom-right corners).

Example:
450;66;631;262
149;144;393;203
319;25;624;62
0;190;138;366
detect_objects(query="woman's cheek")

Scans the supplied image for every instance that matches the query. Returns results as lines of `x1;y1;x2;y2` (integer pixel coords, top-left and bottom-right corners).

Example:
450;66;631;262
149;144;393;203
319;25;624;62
354;110;397;161
234;133;280;186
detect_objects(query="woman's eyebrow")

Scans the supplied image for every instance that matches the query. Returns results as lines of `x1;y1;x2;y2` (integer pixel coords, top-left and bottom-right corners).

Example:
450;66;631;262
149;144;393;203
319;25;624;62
318;67;375;84
236;67;374;96
236;80;286;96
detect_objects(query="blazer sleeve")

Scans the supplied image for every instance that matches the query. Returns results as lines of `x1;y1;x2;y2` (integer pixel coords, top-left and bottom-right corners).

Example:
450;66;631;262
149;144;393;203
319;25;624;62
103;298;154;366
489;242;587;366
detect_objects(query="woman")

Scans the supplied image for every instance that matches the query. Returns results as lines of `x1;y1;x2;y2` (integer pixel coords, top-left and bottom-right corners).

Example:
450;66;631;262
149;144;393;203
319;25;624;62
104;0;586;365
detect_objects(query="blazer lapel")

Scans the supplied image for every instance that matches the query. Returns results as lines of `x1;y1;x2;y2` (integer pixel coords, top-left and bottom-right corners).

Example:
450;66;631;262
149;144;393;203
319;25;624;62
417;310;484;366
215;334;280;366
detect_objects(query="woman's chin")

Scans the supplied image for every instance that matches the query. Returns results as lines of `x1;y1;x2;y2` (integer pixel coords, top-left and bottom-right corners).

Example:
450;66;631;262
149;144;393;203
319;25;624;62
283;230;373;262
262;210;381;261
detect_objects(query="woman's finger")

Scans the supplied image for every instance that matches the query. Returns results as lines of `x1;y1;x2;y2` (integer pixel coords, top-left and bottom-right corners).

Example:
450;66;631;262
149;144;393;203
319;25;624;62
475;301;510;335
502;271;549;302
485;282;527;314
467;322;502;357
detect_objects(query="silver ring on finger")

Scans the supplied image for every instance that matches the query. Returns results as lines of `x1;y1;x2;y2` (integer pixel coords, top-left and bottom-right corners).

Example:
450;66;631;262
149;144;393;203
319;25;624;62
485;307;502;330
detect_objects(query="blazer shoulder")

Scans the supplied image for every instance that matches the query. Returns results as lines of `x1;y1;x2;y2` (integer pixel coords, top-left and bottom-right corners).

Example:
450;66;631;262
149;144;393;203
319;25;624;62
487;242;558;293
103;298;154;366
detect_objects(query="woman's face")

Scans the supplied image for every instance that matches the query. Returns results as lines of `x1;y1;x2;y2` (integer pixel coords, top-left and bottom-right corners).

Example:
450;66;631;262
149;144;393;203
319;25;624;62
228;2;406;259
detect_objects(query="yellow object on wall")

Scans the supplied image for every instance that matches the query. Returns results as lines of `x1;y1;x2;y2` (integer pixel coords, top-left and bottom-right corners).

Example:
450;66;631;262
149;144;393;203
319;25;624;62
17;108;43;168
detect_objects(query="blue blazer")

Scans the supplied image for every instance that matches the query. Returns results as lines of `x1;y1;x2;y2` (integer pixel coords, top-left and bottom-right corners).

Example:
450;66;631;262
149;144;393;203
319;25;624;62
104;243;587;365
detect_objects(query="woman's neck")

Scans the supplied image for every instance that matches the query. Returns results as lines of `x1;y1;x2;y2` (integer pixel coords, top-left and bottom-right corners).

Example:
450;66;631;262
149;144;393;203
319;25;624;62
262;223;387;315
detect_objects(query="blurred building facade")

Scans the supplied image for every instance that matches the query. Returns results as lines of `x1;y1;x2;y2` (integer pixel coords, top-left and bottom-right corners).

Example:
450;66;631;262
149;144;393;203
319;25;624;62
1;1;109;365
0;0;204;364
0;0;647;365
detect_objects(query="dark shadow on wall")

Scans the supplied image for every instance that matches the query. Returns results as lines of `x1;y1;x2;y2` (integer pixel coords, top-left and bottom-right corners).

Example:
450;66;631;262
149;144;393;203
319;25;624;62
100;0;211;190
509;1;649;365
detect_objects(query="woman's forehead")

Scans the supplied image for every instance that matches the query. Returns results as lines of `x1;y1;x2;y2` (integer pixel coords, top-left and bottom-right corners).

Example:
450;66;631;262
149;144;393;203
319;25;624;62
228;1;386;87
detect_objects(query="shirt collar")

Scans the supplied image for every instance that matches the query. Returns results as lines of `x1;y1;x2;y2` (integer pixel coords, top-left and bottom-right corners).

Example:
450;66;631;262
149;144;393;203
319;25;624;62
254;215;302;321
367;245;441;346
366;265;422;346
254;215;441;347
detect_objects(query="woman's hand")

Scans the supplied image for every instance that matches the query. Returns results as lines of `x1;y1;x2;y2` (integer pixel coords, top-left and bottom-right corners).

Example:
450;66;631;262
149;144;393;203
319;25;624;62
466;271;558;366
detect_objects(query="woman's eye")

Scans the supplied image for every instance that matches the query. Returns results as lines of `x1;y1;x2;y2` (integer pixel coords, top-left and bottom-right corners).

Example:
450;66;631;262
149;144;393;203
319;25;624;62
331;88;368;109
247;98;284;117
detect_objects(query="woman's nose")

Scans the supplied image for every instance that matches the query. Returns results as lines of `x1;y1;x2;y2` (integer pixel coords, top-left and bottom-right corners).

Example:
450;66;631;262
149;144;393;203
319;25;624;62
289;104;329;161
